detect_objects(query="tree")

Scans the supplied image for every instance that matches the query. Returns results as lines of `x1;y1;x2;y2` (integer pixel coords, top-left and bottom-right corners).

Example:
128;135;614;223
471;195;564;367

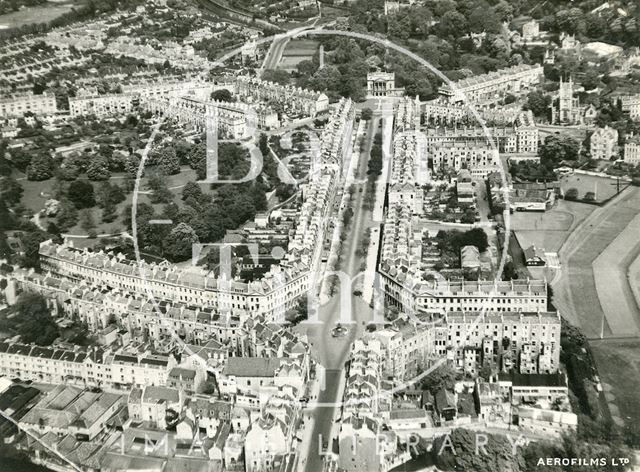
262;69;291;85
58;156;82;180
0;293;59;346
525;90;552;118
79;209;96;233
102;200;117;223
467;4;500;34
540;135;579;168
564;187;579;200
124;154;141;177
9;147;31;172
158;146;180;175
18;231;46;269
504;93;517;105
439;11;467;39
56;199;78;231
26;154;53;181
461;227;489;252
0;177;23;206
360;107;373;120
296;59;316;78
210;88;235;102
421;362;456;395
0;199;13;233
174;139;192;165
367;143;383;176
388;12;412;40
433;429;525;471
493;1;513;23
404;76;433;100
86;154;111;180
46;222;63;244
181;181;206;205
257;134;269;159
0;142;10;177
582;69;600;91
95;182;125;208
148;172;173;203
479;364;492;381
67;180;95;209
163;222;199;262
0;232;12;262
308;65;342;95
583;191;596;202
201;379;217;395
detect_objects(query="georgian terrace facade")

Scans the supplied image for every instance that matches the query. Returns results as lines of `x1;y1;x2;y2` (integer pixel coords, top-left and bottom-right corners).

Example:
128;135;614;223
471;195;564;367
438;63;543;105
142;95;278;139
378;265;548;314
39;241;309;323
0;342;174;389
234;75;329;117
369;310;560;380
7;269;251;348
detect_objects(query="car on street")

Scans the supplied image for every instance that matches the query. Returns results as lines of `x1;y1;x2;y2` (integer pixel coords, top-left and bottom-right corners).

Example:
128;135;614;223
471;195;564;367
331;324;348;337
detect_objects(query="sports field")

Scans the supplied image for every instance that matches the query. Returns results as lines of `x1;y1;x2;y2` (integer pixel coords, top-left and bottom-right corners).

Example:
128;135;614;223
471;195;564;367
279;39;317;71
553;187;640;338
558;172;628;203
552;187;640;443
592;213;640;336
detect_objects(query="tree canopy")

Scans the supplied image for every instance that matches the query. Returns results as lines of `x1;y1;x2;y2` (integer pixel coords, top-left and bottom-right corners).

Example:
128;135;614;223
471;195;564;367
210;88;235;102
540;135;579;169
433;429;525;472
0;293;59;346
67;180;96;209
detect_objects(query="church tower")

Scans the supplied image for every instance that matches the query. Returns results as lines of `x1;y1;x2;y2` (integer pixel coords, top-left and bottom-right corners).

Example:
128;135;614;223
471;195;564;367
558;76;574;123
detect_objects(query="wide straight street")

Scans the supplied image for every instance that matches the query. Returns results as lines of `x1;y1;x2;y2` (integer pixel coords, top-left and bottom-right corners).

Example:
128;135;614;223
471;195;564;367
301;107;393;472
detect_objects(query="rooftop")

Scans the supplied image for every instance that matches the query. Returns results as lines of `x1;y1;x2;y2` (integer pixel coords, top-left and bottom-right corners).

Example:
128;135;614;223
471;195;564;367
223;357;286;377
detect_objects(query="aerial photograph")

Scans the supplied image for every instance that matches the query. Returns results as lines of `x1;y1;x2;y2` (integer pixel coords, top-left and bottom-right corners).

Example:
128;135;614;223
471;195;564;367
0;0;639;471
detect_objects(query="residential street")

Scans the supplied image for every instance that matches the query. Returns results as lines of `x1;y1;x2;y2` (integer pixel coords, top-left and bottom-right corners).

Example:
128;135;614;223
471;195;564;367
300;108;393;472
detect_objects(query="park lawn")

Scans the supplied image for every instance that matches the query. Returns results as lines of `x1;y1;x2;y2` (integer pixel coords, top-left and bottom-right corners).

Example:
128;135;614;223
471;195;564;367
279;39;318;71
559;173;628;203
283;39;318;56
19;166;199;215
17;174;55;215
23;166;203;241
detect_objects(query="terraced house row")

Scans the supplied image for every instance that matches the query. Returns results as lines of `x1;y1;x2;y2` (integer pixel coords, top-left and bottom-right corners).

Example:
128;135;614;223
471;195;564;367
367;310;560;380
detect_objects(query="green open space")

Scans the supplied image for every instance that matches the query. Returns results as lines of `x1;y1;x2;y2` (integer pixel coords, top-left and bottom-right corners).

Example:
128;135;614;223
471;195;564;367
591;339;640;445
279;39;317;71
558;172;628;203
553;188;640;338
0;2;80;28
18;166;199;237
